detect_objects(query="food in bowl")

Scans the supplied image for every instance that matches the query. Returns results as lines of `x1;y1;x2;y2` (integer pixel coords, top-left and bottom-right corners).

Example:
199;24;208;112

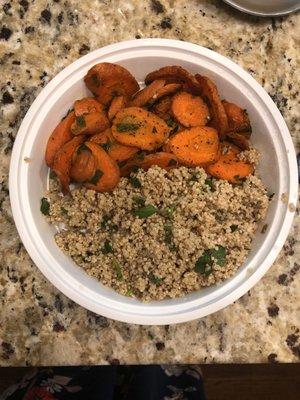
42;63;270;301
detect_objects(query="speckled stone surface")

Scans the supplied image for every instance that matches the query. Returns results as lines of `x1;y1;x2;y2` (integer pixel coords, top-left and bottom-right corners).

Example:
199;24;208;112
0;0;299;366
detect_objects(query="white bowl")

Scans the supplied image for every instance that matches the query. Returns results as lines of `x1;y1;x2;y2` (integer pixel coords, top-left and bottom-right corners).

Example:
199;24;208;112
9;39;298;325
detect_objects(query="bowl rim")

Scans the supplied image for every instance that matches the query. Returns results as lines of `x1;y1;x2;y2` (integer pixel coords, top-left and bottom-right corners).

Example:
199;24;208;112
222;0;300;17
9;39;298;325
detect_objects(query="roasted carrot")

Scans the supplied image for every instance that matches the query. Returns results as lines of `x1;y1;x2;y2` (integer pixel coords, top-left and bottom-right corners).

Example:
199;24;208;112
120;152;180;176
145;66;201;95
45;111;75;168
89;128;113;145
111;107;171;151
74;97;104;116
131;79;166;107
167;126;220;166
71;112;110;135
108;143;139;163
84;142;120;192
171;91;210;127
195;74;228;136
151;83;182;104
84;62;139;105
52;135;86;194
108;95;127;121
222;100;251;133
151;96;173;121
226;131;250;150
70;144;96;182
206;141;253;183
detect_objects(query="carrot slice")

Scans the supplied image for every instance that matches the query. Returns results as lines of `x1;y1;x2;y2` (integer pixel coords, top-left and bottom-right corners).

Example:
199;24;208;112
89;128;113;145
145;66;201;95
131;79;166;107
222;100;251;133
52;135;86;194
111;107;170;151
84;63;139;105
108;95;127;121
74;97;104;116
171;91;210;127
151;83;182;103
167;127;220;166
206;141;253;183
84;142;120;192
70;144;96;182
151;96;173;121
120;152;180;176
45;111;75;168
71;112;110;135
226;132;250;150
195;74;228;136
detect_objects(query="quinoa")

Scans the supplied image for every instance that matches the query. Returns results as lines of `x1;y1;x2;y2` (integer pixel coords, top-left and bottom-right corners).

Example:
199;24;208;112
46;166;269;301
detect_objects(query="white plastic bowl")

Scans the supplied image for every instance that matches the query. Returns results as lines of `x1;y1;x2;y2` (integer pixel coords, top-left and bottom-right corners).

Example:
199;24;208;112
9;39;298;325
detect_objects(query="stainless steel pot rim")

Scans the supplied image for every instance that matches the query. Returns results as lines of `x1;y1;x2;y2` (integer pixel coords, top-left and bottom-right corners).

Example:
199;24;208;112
223;0;300;17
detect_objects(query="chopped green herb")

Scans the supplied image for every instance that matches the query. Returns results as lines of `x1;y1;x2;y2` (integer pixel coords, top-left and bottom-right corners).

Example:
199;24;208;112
101;142;111;152
167;158;177;167
205;178;215;192
89;169;103;185
164;222;173;245
112;259;123;281
261;223;268;234
77;143;91;154
210;245;226;266
230;224;238;232
136;151;146;161
131;166;140;173
40;197;50;215
76;115;86;128
132;204;158;218
149;272;163;286
101;214;110;229
61;207;68;216
166;118;177;128
92;74;101;87
268;192;275;200
130;176;141;188
49;170;57;179
125;288;134;297
195;246;227;275
132;196;146;206
101;239;113;254
118;160;128;168
160;204;176;219
116;123;140;132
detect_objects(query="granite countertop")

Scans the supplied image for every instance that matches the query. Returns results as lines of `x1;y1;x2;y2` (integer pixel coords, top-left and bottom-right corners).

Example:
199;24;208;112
0;0;299;366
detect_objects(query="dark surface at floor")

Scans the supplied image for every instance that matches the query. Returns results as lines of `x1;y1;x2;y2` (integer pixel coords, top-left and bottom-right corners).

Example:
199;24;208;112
0;364;299;399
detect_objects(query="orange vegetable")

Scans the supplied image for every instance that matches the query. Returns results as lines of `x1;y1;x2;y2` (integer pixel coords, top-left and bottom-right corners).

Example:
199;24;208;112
52;135;86;194
111;107;170;151
74;97;104;116
70;144;96;182
222;100;251;133
226;131;250;150
84;62;139;105
151;96;173;121
171;91;210;127
108;143;139;164
71;112;110;135
89;128;112;145
45;111;75;168
131;79;166;107
108;95;127;121
195;74;228;136
167;126;220;166
206;141;253;183
120;152;180;176
145;66;201;95
151;83;182;103
84;142;120;192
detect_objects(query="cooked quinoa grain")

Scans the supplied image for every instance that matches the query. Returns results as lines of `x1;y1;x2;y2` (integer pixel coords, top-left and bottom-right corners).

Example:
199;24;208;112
47;166;269;301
